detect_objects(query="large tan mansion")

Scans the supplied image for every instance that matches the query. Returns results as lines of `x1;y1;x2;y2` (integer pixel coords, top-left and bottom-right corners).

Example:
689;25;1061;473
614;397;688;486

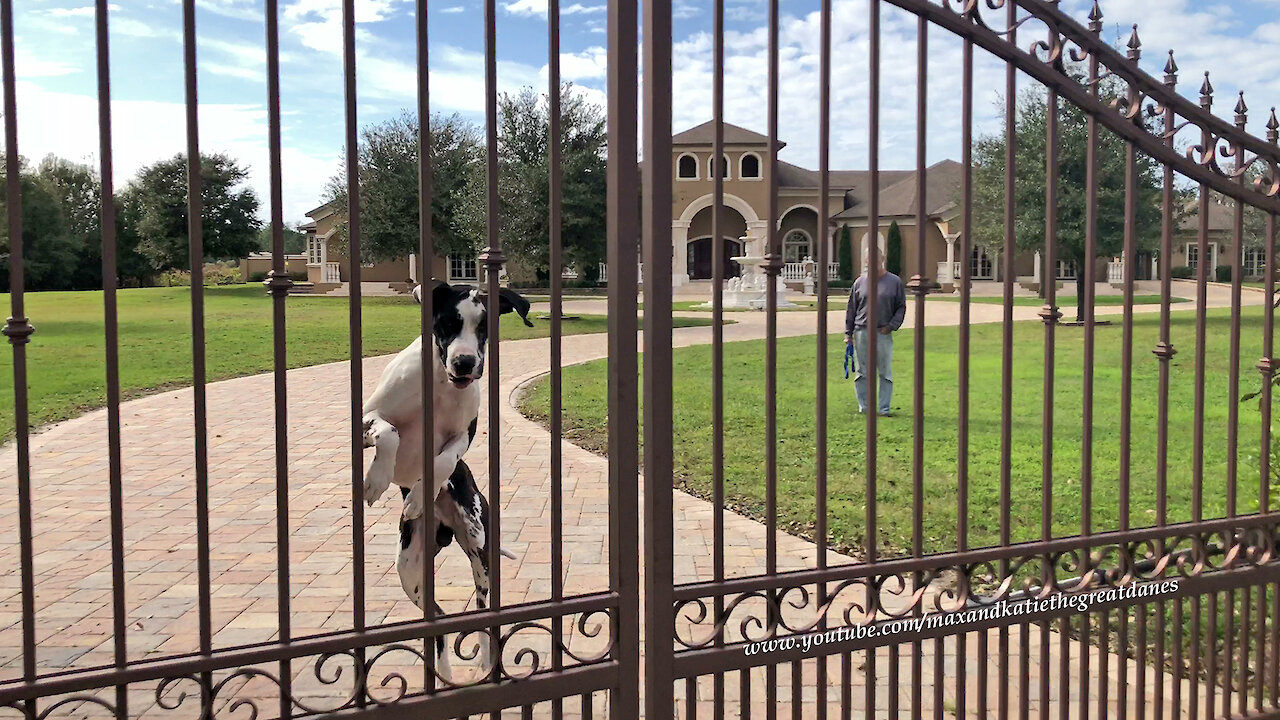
669;121;977;288
266;121;1244;294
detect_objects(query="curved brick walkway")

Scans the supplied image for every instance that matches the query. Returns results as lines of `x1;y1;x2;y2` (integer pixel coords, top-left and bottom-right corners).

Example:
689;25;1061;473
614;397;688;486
0;282;1257;717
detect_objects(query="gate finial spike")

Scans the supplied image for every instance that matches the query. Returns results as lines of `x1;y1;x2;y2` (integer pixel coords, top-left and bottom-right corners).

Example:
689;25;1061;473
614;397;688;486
1199;72;1214;107
1126;24;1141;61
1088;0;1103;32
1235;91;1248;126
1163;50;1178;77
1267;108;1278;144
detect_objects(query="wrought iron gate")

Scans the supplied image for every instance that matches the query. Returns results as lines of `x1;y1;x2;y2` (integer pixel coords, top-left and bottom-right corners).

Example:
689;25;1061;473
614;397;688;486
4;0;1280;717
640;0;1280;718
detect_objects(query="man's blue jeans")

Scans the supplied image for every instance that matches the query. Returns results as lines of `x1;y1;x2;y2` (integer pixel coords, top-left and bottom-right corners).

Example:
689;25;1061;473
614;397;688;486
852;327;893;415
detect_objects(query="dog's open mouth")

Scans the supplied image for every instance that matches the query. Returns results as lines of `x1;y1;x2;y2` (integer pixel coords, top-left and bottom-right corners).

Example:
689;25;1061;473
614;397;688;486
449;375;475;389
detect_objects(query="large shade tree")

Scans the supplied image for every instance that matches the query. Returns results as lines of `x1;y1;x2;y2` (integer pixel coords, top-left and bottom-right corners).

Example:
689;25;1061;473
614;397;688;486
491;83;608;283
972;76;1168;320
327;112;484;264
122;153;261;272
0;156;151;291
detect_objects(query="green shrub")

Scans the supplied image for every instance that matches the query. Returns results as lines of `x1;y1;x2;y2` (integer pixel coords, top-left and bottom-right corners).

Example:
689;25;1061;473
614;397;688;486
1216;265;1233;283
1171;265;1194;279
886;221;903;276
156;263;244;287
837;226;853;282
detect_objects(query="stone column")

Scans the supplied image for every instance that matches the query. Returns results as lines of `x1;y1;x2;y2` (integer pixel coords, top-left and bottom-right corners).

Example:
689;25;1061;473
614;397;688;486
943;231;960;284
672;220;691;286
745;220;770;258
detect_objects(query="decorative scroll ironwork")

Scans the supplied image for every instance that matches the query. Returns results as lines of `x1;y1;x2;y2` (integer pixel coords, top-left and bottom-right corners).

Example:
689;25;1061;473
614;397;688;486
925;0;1280;212
673;519;1280;651
0;609;613;719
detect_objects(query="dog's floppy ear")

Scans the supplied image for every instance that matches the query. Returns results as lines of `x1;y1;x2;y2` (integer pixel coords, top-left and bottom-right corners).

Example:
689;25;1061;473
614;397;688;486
428;281;454;310
497;288;534;327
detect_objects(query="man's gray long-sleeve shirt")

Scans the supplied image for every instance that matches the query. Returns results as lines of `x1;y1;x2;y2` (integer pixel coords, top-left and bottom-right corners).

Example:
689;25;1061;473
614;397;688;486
845;272;907;334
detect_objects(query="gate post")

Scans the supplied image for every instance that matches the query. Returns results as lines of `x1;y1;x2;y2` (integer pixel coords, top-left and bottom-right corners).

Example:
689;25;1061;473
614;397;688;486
641;0;675;714
606;0;641;712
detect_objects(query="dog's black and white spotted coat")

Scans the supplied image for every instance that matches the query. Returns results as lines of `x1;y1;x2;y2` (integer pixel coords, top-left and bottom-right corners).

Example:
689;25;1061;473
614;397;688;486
359;281;531;680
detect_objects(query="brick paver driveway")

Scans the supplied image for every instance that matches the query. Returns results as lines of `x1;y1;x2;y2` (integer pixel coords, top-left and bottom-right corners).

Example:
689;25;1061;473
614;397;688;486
0;284;1254;717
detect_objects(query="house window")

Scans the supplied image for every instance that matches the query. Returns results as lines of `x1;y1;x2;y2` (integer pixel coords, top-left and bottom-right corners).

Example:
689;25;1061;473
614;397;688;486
740;153;761;179
307;236;323;265
677;153;699;180
449;255;478;281
1186;242;1218;272
1056;260;1076;279
971;246;994;279
783;229;811;263
1244;247;1266;278
708;155;730;180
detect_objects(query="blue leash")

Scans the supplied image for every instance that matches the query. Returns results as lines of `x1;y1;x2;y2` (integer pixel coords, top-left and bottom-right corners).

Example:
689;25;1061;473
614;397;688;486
843;342;855;379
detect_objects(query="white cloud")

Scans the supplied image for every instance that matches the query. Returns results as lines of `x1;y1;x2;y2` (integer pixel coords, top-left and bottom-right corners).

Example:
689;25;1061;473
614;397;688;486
13;81;336;220
442;5;467;12
502;0;604;18
45;4;114;18
552;46;606;81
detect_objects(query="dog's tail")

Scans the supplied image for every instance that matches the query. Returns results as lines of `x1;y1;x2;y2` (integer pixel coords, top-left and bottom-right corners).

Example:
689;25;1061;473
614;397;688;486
499;547;518;561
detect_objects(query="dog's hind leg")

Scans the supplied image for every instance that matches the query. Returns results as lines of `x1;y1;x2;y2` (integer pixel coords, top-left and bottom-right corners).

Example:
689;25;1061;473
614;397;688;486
439;462;497;672
395;506;456;683
362;412;399;505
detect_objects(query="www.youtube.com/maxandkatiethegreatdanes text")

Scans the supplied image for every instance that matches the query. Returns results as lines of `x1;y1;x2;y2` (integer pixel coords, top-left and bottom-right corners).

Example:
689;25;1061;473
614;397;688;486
742;579;1180;657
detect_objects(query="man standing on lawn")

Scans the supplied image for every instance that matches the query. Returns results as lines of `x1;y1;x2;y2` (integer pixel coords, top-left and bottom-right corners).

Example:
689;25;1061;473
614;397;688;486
845;245;906;416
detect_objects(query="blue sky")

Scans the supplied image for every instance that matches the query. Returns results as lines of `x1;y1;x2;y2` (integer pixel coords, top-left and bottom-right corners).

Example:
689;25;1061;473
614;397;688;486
12;0;1280;221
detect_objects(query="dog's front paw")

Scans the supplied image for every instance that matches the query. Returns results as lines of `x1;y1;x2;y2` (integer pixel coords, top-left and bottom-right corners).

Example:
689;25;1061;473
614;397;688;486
402;483;426;520
363;472;390;506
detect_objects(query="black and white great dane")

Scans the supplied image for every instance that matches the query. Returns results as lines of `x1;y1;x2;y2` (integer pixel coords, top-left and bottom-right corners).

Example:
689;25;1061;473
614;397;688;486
361;281;532;518
360;281;531;678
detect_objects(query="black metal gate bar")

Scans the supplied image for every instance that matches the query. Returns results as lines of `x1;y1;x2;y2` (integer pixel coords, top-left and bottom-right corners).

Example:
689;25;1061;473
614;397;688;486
1042;49;1061;720
865;1;882;716
1080;6;1102;718
91;0;128;717
479;0;504;700
262;0;293;716
412;0;439;699
1120;31;1141;720
1155;44;1179;720
339;0;367;701
1;0;34;717
179;1;215;699
1230;87;1250;719
1000;4;1017;718
1193;70;1213;720
910;12;929;720
814;0;831;713
547;0;564;712
764;0;780;714
606;0;641;707
639;0;673;710
711;0;727;706
959;7;975;717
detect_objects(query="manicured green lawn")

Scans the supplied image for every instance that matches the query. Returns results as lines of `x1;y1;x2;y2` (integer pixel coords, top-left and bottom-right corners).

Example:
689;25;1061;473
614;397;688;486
0;285;714;440
521;308;1273;557
931;294;1186;306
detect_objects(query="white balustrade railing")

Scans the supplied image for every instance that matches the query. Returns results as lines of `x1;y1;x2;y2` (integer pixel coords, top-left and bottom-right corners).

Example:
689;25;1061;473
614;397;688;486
937;261;961;285
1107;261;1125;284
323;262;341;283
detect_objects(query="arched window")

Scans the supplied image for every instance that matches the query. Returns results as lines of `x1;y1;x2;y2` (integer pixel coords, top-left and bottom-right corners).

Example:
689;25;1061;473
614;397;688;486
740;152;761;179
708;155;730;180
783;229;811;263
677;153;699;180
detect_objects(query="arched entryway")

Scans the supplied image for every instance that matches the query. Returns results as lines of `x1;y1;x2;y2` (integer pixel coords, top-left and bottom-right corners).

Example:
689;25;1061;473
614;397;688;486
686;204;748;280
687;237;744;280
